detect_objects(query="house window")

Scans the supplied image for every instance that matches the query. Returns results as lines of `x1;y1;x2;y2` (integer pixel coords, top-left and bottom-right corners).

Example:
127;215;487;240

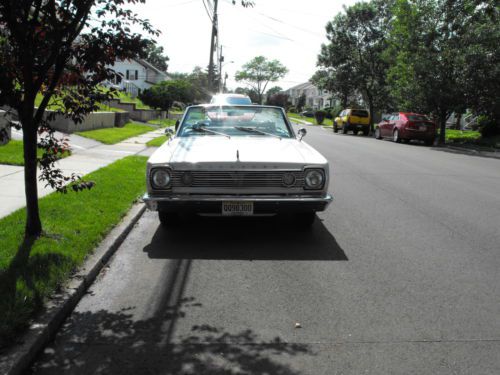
126;70;138;80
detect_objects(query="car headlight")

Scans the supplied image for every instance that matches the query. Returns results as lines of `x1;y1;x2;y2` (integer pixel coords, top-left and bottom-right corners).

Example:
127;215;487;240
304;169;325;189
151;168;171;189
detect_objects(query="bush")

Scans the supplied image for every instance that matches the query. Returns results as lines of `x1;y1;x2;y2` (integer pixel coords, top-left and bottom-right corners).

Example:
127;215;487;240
323;107;333;119
314;110;327;125
478;115;500;138
288;106;297;113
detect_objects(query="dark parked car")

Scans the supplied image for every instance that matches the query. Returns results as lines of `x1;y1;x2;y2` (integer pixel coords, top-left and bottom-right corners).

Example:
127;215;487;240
300;110;314;118
375;112;436;145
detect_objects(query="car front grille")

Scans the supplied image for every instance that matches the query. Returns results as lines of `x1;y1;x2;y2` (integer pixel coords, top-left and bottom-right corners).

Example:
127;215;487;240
171;170;305;188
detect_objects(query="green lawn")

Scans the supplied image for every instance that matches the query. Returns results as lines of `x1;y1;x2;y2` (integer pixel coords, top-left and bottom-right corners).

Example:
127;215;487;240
113;91;151;110
148;118;177;128
35;93;124;113
444;129;481;143
0;156;147;347
96;102;126;113
0;140;70;166
75;122;154;144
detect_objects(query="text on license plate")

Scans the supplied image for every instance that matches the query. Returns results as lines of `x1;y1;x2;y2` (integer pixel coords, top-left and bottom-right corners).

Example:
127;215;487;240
222;201;254;216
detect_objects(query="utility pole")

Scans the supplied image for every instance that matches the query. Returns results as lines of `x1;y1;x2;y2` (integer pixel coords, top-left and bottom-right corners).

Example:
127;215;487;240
208;0;218;93
218;45;224;93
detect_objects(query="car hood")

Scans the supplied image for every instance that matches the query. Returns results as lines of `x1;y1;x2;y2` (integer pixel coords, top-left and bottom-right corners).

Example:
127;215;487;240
147;136;327;168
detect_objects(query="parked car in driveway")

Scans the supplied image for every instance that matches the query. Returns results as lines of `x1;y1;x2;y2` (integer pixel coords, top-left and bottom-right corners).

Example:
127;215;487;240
374;112;436;145
334;108;370;135
143;104;333;227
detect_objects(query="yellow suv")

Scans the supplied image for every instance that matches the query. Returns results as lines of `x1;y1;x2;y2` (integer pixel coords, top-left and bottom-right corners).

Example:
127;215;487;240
334;108;370;135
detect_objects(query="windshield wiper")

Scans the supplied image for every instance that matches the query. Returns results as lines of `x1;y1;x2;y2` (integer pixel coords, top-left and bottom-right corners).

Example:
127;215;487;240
192;123;230;139
234;126;281;140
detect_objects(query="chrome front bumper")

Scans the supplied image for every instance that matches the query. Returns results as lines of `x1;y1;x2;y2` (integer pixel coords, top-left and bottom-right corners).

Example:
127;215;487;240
143;193;333;213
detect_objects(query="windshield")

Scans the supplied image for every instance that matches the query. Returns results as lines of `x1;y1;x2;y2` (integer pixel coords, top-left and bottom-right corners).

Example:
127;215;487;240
351;110;369;117
178;106;293;138
407;114;430;122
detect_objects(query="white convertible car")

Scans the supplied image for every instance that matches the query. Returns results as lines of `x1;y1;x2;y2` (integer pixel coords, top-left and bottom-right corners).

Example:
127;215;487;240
143;104;333;227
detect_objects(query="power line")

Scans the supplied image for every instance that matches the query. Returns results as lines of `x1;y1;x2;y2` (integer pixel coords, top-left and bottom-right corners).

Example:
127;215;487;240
168;0;198;7
255;11;324;37
202;0;213;22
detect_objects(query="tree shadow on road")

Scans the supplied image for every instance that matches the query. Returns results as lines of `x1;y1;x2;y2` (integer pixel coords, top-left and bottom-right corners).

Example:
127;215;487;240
29;297;313;375
143;216;348;261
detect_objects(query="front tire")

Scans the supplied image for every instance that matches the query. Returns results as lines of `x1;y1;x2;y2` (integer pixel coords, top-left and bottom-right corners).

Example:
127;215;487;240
375;127;382;139
333;122;338;133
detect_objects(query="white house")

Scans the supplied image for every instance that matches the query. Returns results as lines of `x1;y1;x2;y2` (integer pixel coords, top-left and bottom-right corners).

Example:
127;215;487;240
107;59;169;97
284;82;333;110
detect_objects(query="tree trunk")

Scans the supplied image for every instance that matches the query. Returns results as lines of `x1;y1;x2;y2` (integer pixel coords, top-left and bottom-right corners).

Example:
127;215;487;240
22;115;42;237
438;112;447;145
455;113;462;130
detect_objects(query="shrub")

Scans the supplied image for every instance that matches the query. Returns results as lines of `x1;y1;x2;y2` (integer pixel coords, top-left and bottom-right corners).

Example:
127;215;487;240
314;110;327;125
288;106;297;113
323;107;334;119
478;115;500;138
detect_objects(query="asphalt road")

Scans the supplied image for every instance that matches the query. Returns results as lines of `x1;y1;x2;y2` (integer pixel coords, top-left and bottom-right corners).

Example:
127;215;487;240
29;125;500;374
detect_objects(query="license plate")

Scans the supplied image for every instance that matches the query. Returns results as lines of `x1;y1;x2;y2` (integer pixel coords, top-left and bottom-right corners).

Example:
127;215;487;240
419;126;426;131
222;201;254;216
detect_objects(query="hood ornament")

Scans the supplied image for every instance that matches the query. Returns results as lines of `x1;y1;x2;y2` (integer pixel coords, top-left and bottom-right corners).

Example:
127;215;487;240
236;149;240;161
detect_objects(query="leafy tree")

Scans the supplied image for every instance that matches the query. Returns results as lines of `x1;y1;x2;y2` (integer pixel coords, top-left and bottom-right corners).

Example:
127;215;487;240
139;80;194;113
235;56;288;104
386;0;498;142
0;0;156;238
316;0;394;132
453;0;499;135
266;86;283;98
266;93;289;108
145;42;169;72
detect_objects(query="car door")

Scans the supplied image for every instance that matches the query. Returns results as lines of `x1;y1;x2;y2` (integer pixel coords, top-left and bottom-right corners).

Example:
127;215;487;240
338;110;345;128
380;114;393;137
387;113;398;136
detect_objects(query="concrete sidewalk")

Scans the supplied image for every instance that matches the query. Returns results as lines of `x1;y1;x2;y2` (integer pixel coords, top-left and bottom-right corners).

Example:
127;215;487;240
0;128;164;219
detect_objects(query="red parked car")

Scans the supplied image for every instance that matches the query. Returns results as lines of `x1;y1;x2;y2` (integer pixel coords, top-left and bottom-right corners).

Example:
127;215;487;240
374;112;436;146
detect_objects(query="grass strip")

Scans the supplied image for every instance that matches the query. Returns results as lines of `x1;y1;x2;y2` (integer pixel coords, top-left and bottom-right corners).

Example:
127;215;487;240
148;118;177;128
146;135;170;147
0;140;70;166
0;155;147;347
75;122;153;144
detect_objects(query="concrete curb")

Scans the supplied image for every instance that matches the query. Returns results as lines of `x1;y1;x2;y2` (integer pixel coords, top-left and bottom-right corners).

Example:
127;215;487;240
440;145;500;159
0;203;147;375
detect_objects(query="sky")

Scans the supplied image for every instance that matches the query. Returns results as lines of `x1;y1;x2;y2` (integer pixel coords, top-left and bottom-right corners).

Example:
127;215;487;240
130;0;358;91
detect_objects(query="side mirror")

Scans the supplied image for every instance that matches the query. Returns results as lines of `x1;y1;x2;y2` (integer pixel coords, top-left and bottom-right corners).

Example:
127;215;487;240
298;127;307;141
175;120;180;131
165;128;174;137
